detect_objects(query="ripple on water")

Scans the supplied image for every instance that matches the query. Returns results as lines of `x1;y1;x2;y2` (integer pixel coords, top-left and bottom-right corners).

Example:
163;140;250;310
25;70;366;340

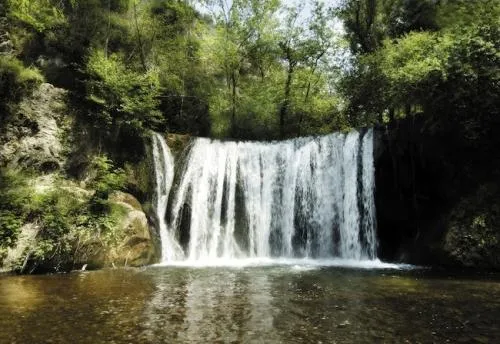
0;266;498;344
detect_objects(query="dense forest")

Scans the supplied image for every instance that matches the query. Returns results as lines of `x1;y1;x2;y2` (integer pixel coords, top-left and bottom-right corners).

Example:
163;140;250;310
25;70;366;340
1;0;499;138
0;0;499;271
1;0;495;139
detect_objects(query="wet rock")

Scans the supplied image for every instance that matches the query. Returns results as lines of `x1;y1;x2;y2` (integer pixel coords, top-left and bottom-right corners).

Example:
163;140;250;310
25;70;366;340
375;117;500;269
166;133;192;156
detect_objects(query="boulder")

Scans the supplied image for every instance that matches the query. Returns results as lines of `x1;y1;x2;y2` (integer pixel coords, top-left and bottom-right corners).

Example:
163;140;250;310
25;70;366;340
109;191;143;211
76;193;159;269
441;184;500;268
0;223;39;273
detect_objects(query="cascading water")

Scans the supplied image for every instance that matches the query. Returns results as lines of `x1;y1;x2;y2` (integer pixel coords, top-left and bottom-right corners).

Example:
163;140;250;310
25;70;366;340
151;133;184;261
152;129;377;264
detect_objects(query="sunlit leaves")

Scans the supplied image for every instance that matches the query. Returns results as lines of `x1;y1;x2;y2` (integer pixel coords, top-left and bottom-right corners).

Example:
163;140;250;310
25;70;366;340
86;49;162;130
7;0;66;32
380;32;451;85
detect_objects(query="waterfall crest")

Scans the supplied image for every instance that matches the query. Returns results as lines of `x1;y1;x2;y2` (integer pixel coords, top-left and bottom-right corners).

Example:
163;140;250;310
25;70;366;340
152;129;377;263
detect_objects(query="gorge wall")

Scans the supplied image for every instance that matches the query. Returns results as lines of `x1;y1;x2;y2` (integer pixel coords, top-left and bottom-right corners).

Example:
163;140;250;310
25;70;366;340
375;116;500;269
0;83;159;273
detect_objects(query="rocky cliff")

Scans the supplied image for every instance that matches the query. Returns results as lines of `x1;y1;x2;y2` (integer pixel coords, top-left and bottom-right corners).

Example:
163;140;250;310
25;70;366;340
0;83;159;273
375;117;500;269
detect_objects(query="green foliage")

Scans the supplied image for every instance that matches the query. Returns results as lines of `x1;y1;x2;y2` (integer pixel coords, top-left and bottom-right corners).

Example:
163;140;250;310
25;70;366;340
88;155;127;197
339;0;499;133
7;0;66;32
0;56;44;105
0;155;128;270
337;0;383;54
383;0;439;38
86;49;162;131
30;190;76;255
374;31;452;114
0;211;22;248
380;32;450;85
0;169;34;249
201;0;341;138
436;0;500;33
3;0;348;139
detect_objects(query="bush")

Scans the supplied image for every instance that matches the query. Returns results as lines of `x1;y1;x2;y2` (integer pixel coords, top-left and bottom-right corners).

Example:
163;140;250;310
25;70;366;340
0;56;44;104
7;0;66;32
0;168;33;249
0;211;22;248
85;49;163;131
87;155;127;212
89;155;126;196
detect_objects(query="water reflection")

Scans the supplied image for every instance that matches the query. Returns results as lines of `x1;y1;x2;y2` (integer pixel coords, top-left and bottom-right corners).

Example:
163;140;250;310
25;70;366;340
0;276;43;313
141;269;278;343
0;267;499;343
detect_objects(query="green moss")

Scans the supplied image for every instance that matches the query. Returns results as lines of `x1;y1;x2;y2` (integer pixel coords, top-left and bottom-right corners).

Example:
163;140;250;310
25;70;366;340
444;184;500;268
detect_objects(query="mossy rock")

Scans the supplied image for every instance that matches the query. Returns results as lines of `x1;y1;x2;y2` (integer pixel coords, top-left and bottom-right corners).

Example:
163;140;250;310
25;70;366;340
109;191;142;211
441;183;500;268
76;193;159;269
166;133;191;156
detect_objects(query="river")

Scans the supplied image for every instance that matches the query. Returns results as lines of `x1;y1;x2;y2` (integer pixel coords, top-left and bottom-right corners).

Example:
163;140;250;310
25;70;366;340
1;263;499;343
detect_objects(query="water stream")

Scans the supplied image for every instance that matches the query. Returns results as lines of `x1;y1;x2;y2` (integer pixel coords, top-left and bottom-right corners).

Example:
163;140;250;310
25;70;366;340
1;267;498;344
151;133;184;261
153;129;377;264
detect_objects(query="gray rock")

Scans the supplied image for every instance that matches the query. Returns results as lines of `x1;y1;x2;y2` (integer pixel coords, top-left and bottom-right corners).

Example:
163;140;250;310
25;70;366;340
75;192;159;269
0;83;71;172
0;223;39;273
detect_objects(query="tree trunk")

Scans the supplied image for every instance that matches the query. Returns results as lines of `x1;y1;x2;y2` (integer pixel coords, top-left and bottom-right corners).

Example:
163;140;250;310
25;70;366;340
133;2;147;72
280;64;294;139
231;71;237;137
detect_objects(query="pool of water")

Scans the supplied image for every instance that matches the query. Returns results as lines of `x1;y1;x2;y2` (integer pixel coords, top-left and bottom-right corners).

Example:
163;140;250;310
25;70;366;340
1;263;499;343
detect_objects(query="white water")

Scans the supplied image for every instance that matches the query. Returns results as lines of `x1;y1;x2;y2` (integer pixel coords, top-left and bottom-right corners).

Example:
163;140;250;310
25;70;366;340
152;129;378;264
151;133;184;261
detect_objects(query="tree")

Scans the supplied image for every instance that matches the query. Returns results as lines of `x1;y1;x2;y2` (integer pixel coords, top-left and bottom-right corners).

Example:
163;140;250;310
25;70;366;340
338;0;383;54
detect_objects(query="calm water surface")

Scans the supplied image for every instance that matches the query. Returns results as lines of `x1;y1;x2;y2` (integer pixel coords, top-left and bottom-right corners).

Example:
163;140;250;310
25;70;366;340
1;264;499;343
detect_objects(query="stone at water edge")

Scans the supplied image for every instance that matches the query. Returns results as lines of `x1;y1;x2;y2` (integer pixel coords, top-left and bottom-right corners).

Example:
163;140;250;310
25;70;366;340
76;192;159;269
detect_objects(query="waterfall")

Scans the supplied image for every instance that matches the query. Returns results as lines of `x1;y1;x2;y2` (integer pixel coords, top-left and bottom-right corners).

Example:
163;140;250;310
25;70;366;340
151;133;184;261
152;129;377;263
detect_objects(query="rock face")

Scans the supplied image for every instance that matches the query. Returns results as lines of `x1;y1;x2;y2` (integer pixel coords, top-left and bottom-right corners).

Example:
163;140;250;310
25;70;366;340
77;192;158;269
0;191;158;273
375;117;500;269
0;83;160;273
442;184;500;268
0;223;39;273
0;83;70;172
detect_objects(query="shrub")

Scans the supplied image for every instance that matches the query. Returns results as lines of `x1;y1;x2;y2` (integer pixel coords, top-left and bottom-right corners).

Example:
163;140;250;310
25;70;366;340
7;0;66;32
0;56;44;104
